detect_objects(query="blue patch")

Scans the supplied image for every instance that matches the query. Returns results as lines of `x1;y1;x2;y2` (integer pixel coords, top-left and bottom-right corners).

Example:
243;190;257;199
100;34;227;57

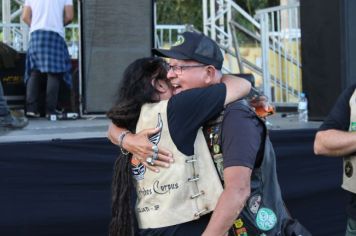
255;207;277;231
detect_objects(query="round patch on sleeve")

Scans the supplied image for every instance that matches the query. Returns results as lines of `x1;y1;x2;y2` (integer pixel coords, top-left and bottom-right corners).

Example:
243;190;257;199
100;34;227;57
345;161;353;178
256;207;277;231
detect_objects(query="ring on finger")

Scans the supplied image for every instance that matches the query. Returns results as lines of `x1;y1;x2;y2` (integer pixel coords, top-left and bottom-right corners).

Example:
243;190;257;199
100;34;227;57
152;151;158;161
152;145;158;153
146;156;155;166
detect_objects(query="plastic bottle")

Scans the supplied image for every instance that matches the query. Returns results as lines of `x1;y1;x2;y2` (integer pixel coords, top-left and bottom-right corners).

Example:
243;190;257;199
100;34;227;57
298;92;308;122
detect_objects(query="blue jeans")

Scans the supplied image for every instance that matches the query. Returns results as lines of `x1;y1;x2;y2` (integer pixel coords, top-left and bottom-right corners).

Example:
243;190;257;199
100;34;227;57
346;217;356;236
0;82;10;116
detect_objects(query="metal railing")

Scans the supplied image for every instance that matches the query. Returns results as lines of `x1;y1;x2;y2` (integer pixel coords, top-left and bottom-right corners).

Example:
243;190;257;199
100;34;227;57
203;0;302;106
155;24;187;48
1;23;188;57
256;3;301;104
0;23;80;58
0;23;28;51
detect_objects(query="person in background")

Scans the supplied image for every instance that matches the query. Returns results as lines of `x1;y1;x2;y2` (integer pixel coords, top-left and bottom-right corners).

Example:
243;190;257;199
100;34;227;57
21;0;73;118
314;84;356;236
0;82;28;129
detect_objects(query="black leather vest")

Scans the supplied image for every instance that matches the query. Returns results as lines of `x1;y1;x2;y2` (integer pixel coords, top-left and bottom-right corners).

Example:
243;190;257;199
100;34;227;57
203;101;310;236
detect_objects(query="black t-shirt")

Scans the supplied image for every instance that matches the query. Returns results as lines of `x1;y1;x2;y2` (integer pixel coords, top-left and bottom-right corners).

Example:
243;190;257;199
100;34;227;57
221;101;264;169
318;83;356;220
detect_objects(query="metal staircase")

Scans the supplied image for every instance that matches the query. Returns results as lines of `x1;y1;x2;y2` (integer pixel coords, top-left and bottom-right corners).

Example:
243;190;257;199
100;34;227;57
1;0;29;51
202;0;302;106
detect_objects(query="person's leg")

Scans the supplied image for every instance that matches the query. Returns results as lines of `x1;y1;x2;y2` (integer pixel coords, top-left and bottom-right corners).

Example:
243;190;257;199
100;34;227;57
26;70;42;117
0;82;10;116
0;81;28;128
46;73;62;114
346;217;356;236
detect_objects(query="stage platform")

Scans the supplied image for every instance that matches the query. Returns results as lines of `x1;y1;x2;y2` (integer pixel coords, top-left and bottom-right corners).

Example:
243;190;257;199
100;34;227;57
0;115;109;143
0;112;322;143
1;112;347;236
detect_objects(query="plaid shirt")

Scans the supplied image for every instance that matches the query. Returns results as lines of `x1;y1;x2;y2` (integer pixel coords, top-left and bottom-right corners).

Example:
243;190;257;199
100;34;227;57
25;30;72;87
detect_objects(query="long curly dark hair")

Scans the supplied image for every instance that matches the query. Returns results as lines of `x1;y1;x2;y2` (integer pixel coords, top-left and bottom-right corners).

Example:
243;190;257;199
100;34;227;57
107;57;168;236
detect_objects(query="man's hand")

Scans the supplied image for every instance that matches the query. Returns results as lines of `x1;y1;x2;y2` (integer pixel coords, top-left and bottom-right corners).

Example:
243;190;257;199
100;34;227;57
249;95;275;118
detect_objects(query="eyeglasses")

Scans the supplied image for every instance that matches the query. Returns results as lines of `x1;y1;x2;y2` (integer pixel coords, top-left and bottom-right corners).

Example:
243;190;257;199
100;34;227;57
166;64;206;75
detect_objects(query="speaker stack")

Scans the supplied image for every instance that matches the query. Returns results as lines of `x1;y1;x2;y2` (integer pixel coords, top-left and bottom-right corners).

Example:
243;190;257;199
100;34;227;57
80;0;154;114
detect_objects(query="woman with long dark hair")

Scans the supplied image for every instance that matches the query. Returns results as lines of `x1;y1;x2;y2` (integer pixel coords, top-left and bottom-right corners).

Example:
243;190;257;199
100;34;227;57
107;57;171;236
107;56;250;236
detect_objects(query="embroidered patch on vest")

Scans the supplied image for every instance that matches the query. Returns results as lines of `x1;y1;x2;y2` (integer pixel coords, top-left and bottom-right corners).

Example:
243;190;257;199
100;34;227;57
345;161;353;178
256;207;277;231
132;113;163;181
131;158;146;181
248;194;262;214
351;122;356;131
233;218;244;229
149;113;163;144
235;227;248;236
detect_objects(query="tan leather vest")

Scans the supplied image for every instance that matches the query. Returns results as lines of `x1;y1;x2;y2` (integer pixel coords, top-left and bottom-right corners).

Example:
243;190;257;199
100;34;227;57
342;89;356;194
134;100;223;229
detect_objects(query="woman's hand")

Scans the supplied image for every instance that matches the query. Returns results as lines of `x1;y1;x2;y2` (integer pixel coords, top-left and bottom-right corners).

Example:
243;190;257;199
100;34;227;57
107;122;173;172
123;128;174;172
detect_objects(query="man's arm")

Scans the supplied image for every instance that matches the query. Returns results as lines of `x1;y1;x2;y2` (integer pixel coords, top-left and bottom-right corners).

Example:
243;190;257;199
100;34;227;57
202;166;252;236
314;85;356;157
64;5;74;26
202;103;262;236
314;129;356;156
107;76;250;167
22;6;32;26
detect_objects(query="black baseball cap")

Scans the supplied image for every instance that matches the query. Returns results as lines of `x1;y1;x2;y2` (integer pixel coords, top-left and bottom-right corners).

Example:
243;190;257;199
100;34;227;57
152;31;223;70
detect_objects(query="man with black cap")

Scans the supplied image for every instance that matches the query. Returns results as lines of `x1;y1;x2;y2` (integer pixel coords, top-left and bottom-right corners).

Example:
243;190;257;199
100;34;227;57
108;31;310;236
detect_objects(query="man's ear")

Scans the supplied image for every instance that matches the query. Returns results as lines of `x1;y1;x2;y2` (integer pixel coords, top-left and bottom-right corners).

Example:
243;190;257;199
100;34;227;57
204;66;216;84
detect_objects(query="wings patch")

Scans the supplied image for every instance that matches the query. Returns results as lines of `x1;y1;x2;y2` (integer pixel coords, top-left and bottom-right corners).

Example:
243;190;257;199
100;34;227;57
131;113;163;181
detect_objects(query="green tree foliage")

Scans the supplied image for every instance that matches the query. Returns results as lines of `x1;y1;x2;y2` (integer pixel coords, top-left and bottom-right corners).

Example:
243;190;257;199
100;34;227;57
232;0;278;45
156;0;203;31
156;0;279;31
235;0;279;16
